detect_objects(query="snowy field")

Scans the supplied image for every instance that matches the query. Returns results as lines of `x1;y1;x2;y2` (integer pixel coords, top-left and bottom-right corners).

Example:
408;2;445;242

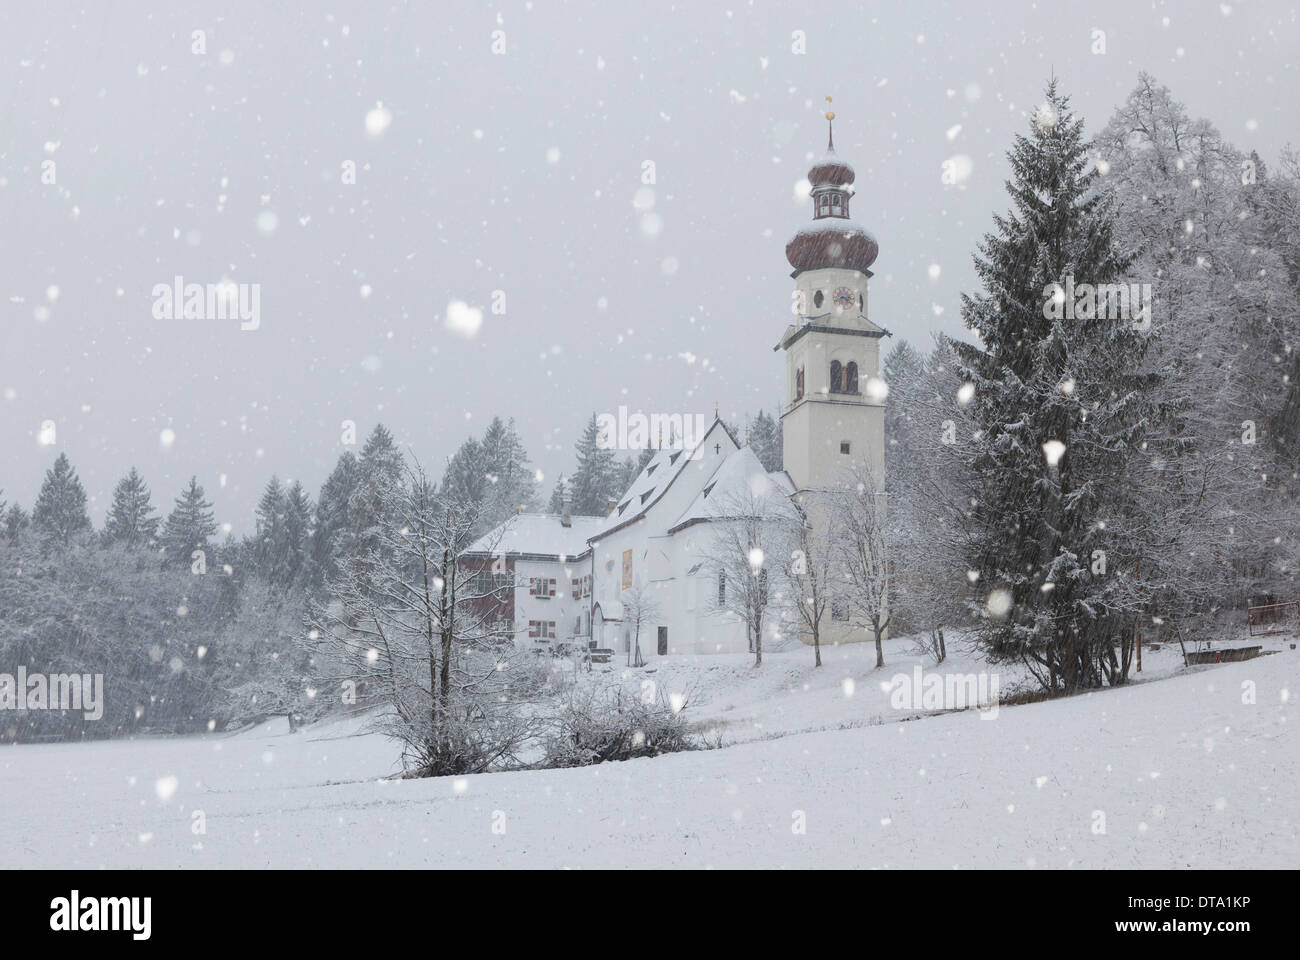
2;635;1295;869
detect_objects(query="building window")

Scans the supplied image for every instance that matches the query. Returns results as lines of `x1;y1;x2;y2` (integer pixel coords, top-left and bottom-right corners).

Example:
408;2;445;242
813;290;824;309
795;367;804;401
831;597;849;621
830;360;843;393
845;361;859;394
530;577;555;598
840;441;851;455
718;569;726;605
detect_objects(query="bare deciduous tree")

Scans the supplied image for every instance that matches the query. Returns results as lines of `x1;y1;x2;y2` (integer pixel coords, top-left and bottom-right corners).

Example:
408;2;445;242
700;481;791;667
828;466;892;669
304;461;542;776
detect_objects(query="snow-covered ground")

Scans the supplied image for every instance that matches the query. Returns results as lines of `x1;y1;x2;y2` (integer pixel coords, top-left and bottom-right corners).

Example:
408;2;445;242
2;634;1295;868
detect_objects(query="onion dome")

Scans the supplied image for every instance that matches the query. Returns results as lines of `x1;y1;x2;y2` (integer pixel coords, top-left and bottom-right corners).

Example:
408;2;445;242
786;219;879;273
787;100;877;275
808;149;855;188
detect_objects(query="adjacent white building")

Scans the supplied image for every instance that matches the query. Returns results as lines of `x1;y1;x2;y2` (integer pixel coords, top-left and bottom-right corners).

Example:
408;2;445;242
464;113;887;658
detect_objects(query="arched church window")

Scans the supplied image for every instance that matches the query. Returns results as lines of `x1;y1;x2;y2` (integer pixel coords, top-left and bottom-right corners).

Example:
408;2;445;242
795;367;804;401
858;292;864;311
830;360;843;393
813;290;824;309
845;361;859;394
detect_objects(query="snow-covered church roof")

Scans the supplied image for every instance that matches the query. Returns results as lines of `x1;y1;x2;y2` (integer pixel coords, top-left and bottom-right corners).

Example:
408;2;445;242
670;446;795;533
597;418;740;538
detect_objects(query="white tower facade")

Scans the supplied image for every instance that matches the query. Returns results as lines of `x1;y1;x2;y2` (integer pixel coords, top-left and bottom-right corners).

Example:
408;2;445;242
776;108;889;646
777;110;888;495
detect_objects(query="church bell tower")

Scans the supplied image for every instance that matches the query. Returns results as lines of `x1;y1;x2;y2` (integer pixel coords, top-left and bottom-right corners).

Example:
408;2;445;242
776;102;888;495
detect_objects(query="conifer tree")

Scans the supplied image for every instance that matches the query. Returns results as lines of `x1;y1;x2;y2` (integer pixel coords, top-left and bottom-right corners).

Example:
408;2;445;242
161;477;218;565
32;453;91;544
954;80;1164;693
103;467;160;547
569;413;619;516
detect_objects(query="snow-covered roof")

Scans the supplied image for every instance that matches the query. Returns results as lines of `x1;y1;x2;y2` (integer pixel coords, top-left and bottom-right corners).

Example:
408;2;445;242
465;512;605;560
595;418;739;538
671;446;795;532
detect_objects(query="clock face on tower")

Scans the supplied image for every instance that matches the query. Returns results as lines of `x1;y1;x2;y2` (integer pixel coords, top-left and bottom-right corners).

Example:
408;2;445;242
832;286;856;309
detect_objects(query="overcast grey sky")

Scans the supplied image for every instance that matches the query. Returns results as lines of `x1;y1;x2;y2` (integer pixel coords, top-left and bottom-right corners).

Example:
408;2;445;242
2;0;1296;533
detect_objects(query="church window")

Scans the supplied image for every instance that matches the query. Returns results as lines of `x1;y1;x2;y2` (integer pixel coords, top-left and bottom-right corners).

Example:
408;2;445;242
845;361;859;394
840;441;851;455
830;360;843;393
813;290;824;309
795;367;804;401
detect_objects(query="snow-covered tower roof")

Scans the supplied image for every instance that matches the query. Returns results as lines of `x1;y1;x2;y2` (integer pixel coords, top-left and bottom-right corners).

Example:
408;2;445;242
786;101;879;277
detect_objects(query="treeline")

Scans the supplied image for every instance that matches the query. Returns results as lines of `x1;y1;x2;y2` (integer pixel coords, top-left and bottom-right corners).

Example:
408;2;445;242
884;75;1300;694
0;402;783;742
0;418;533;742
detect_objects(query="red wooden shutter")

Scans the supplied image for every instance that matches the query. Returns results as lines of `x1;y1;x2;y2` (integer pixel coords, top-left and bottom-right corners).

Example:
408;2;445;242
572;578;579;598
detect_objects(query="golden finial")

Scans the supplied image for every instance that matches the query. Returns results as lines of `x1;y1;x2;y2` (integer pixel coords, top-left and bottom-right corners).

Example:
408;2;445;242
824;96;836;149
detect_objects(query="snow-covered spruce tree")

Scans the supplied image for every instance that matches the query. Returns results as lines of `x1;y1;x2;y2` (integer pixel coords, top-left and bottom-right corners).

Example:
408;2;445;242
340;424;406;584
954;81;1166;693
479;415;537;525
252;475;289;577
249;476;313;590
305;463;540;776
5;504;30;541
161;477;218;567
747;410;783;473
307;450;359;590
102;467;160;548
32;453;92;545
569;413;620;516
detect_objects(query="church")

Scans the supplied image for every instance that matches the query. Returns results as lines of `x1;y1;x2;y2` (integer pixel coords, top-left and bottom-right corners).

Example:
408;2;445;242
463;111;888;657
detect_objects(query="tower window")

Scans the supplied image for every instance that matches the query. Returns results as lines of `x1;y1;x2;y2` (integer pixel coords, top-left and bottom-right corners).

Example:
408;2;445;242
840;441;851;455
795;367;804;401
845;361;859;394
830;360;843;394
813;290;824;309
